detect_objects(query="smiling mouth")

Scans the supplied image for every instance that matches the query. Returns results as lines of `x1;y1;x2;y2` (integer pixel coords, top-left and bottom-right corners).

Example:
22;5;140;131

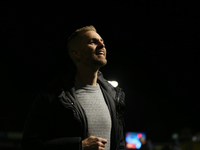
96;51;104;56
96;50;106;56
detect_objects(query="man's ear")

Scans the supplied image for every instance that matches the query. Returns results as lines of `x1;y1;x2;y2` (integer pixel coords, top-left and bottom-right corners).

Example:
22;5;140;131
70;49;81;59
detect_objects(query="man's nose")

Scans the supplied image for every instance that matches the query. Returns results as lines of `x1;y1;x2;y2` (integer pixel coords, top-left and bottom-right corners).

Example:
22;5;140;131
97;41;105;48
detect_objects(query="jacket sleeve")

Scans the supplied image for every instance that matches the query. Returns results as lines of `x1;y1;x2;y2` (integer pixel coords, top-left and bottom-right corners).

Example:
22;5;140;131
21;91;82;150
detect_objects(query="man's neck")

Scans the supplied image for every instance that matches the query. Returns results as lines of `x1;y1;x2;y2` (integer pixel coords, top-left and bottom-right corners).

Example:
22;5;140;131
75;66;99;86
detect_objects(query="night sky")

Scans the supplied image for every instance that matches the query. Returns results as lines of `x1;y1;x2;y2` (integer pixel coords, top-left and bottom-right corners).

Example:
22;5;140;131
2;1;199;143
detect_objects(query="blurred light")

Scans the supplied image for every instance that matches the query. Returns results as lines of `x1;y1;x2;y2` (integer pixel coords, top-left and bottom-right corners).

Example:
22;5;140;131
0;132;22;139
192;136;197;142
108;81;118;87
137;133;143;139
172;133;179;139
8;132;23;139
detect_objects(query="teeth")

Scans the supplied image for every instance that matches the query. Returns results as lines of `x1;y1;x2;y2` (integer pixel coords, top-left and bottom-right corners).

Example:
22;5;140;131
96;51;104;55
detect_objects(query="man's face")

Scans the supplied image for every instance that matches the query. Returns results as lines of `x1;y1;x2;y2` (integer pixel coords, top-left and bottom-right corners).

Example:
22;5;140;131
77;30;107;69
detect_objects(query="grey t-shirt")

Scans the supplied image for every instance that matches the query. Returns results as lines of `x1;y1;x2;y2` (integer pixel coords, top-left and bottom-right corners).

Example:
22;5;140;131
75;82;111;150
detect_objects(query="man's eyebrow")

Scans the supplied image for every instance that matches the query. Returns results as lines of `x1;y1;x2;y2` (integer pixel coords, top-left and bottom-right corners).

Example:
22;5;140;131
89;38;104;42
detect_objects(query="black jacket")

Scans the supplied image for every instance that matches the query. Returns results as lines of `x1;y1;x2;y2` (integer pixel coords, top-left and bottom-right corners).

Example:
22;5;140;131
21;70;125;150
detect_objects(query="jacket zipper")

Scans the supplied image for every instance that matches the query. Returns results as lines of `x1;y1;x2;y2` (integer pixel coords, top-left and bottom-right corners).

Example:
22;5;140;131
115;87;125;149
59;90;88;139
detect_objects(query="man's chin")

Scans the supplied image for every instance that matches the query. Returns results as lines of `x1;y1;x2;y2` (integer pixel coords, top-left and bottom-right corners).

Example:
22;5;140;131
93;59;107;68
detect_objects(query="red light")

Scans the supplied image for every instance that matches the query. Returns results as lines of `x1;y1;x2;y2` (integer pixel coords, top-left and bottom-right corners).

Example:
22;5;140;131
126;142;136;149
137;133;143;139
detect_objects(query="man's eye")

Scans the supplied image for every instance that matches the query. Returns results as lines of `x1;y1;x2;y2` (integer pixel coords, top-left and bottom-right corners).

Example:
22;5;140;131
90;41;96;44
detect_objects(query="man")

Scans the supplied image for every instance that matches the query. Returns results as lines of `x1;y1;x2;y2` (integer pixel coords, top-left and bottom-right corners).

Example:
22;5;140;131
21;25;125;150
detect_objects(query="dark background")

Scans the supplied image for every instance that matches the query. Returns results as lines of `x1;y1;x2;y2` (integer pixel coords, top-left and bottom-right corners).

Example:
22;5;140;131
2;1;200;144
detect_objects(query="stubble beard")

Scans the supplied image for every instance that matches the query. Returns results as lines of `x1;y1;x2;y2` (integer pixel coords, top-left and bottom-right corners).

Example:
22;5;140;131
91;57;107;69
80;53;107;71
83;53;107;71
